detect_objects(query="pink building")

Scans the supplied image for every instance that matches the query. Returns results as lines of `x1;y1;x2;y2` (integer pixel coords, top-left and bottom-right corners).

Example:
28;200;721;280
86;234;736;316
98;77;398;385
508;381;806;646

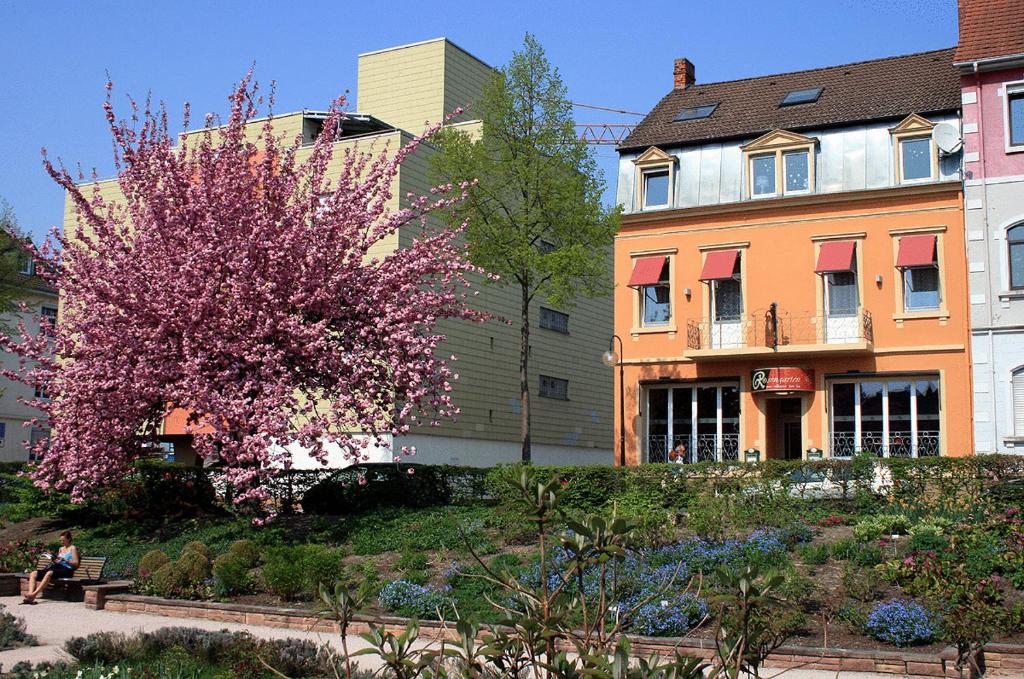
958;0;1024;452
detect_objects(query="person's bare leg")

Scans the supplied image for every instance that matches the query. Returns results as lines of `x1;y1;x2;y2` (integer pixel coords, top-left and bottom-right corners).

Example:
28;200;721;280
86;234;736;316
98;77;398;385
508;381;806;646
23;571;39;602
26;570;53;601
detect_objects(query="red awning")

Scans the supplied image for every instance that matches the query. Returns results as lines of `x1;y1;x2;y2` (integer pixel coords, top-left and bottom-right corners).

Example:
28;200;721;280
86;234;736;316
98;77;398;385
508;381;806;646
896;234;937;268
815;241;856;273
627;256;667;287
700;249;740;281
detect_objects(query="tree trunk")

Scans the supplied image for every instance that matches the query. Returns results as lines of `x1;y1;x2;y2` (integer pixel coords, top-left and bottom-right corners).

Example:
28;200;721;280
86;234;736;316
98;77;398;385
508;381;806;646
520;283;532;463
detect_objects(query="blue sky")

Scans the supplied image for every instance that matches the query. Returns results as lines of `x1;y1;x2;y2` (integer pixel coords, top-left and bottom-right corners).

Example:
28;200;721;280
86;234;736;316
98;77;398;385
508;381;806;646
0;0;957;241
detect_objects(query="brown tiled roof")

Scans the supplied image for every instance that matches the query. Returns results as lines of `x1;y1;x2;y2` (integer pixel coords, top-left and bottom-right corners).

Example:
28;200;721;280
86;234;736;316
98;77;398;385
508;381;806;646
620;49;960;151
955;0;1024;62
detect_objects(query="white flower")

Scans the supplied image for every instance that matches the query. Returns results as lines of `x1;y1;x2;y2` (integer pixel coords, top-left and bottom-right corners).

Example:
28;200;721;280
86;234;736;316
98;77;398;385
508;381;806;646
661;600;669;608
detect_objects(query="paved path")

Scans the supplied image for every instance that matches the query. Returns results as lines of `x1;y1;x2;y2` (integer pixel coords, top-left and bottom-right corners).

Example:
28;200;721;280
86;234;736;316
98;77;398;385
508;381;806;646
0;596;901;677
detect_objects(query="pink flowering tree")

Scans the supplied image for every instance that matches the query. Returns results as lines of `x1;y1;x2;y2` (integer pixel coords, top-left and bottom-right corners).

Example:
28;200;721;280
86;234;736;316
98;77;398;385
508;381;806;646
1;75;484;506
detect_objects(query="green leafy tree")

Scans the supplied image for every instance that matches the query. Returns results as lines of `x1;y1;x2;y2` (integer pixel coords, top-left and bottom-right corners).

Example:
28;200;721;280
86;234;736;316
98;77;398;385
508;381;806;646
431;34;619;463
0;197;37;325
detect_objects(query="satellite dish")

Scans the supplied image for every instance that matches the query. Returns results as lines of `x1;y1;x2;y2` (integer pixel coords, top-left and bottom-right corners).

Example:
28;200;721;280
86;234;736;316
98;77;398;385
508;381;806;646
932;123;962;155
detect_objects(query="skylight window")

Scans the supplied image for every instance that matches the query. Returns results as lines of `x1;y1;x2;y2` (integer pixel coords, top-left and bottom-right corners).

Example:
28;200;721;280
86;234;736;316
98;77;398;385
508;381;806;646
780;87;822;106
674;103;718;122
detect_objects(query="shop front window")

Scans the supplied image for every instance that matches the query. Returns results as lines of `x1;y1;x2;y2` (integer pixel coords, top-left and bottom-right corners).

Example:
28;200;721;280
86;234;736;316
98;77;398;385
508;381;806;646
645;383;740;463
828;376;940;458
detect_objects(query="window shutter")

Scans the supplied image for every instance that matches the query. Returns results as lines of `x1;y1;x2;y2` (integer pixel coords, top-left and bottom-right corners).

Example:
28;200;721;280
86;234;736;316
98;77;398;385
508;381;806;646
1013;370;1024;436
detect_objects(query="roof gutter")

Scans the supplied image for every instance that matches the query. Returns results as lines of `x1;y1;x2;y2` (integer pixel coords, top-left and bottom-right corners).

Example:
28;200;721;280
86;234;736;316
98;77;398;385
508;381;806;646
954;52;1024;73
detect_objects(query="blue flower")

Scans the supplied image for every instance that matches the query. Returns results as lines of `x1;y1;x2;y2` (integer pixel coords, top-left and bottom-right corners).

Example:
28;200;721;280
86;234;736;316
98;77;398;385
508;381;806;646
866;599;937;646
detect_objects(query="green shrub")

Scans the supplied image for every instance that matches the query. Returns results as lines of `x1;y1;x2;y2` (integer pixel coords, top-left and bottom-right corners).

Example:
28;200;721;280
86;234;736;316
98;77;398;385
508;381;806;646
180;541;211;561
150;562;189;598
829;538;883;567
841;561;880;601
177;550;211;583
0;604;37;650
300;544;343;594
837;601;868;632
137;550;170;580
852;514;911;542
908;522;948;553
228;539;261;568
261;547;306;600
212;553;251;597
796;543;830;566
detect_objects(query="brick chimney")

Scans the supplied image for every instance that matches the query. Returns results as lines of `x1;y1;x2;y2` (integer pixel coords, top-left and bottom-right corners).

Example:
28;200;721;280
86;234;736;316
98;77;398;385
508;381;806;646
674;58;696;89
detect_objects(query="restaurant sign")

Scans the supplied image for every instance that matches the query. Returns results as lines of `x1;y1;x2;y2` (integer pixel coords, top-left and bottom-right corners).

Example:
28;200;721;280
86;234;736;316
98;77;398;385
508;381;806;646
751;367;815;392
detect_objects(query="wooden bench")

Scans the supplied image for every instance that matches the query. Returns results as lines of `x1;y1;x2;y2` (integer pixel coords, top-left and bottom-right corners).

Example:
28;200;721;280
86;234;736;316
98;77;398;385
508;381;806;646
19;556;108;600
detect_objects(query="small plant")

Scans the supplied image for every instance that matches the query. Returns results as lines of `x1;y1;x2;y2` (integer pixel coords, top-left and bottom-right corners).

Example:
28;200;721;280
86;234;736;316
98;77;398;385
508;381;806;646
0;539;43;573
852;514;912;542
377;579;452;620
865;599;937;647
0;604;37;650
180;541;211;561
796;542;830;566
841;561;880;602
261;547;307;601
907;522;947;553
629;593;708;637
817;514;848;527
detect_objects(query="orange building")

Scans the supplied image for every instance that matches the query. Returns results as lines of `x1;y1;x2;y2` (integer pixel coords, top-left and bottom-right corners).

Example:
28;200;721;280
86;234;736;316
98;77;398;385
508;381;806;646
611;49;972;464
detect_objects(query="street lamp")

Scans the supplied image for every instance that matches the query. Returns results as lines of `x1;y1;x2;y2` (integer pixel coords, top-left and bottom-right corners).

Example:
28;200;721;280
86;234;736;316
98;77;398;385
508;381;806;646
603;335;626;467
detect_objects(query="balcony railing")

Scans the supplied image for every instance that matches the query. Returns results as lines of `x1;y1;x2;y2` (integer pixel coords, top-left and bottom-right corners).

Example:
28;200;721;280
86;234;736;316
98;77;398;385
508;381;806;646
647;434;740;463
686;306;873;351
829;431;940;458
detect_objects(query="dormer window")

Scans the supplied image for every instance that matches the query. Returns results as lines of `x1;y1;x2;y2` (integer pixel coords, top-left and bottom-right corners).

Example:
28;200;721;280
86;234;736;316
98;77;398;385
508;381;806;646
741;130;816;199
633;147;676;211
890;114;937;184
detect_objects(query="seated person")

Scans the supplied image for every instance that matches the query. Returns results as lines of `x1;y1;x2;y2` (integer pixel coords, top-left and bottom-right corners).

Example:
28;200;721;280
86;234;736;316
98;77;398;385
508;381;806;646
23;530;79;604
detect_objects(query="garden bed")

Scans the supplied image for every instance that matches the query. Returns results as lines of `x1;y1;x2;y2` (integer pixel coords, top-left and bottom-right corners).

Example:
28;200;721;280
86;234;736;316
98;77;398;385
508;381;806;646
95;591;1024;677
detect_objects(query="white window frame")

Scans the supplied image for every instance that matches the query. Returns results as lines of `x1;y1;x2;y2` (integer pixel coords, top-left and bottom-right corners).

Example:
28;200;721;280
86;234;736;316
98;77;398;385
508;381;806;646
782;149;812;195
902;265;941;312
641;167;671;209
749;153;778;198
1005;79;1024;154
644;382;741;463
896;136;936;184
640;259;672;328
828;377;941;458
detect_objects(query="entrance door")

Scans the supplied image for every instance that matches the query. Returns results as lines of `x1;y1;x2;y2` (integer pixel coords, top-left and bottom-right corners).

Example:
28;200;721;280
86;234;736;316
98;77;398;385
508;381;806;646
766;397;803;460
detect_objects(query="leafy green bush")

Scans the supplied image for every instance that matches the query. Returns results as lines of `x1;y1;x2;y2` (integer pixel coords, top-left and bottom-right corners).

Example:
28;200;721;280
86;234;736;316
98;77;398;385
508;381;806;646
261;547;306;600
180;541;211;561
150;562;189;598
301;464;488;515
228;539;261;568
907;522;948;553
829;538;883;567
0;604;37;650
212;553;251;597
852;514;911;542
177;550;211;583
260;544;342;600
137;550;170;580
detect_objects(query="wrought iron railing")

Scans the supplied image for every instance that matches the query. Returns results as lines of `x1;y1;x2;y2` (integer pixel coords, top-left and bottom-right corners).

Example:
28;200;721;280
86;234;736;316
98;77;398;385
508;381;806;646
647;434;740;463
829;431;940;458
686;307;873;350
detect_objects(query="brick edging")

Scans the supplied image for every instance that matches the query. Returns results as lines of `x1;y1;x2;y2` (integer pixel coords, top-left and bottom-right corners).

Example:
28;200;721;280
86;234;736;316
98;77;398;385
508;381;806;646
100;594;1024;677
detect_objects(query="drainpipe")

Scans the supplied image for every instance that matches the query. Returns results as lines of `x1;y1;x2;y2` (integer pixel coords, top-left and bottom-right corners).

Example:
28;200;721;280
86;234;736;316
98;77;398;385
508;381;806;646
975;62;999;452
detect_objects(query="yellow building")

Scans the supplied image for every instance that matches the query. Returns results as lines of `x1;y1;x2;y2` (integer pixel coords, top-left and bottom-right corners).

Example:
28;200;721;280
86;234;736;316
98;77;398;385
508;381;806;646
64;38;613;467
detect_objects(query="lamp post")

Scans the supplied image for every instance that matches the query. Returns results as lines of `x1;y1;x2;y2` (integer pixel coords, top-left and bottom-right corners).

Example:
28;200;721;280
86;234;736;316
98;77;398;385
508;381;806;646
602;335;626;467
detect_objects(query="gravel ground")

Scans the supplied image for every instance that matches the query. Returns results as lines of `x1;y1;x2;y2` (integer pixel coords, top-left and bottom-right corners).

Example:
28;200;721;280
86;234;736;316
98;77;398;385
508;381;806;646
0;595;903;678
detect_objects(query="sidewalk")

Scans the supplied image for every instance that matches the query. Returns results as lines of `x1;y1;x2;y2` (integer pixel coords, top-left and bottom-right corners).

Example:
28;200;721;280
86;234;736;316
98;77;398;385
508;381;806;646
0;595;903;677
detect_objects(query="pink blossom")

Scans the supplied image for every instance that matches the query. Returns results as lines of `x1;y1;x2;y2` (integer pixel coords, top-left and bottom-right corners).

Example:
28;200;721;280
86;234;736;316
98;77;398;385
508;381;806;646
1;73;486;507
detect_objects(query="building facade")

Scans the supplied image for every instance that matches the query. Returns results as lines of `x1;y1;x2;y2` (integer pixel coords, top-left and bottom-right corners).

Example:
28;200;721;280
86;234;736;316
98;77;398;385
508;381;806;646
0;262;57;462
956;0;1024;453
612;49;973;464
65;38;613;468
